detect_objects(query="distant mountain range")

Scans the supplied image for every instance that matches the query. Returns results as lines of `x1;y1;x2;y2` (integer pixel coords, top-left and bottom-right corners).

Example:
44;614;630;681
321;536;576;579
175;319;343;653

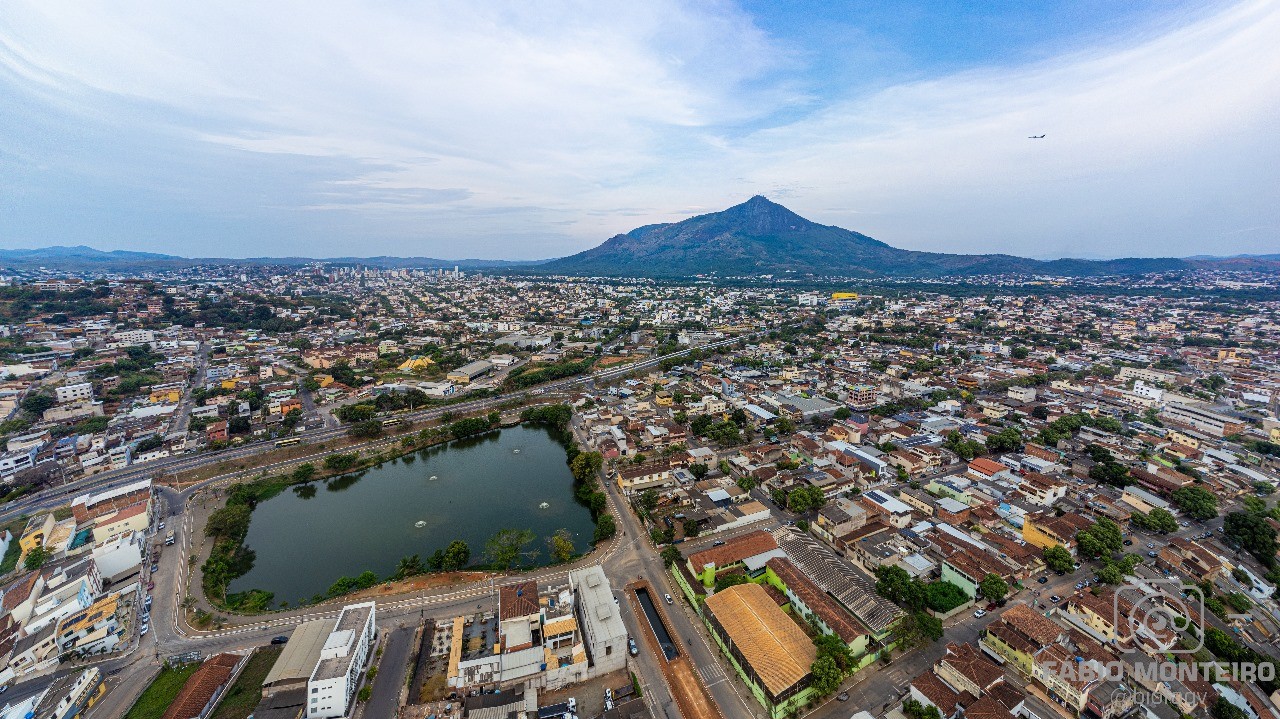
542;196;1280;277
0;246;540;272
3;198;1278;277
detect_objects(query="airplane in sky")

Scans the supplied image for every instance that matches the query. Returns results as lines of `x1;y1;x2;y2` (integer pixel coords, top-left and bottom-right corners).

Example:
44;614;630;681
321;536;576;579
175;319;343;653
1028;134;1046;139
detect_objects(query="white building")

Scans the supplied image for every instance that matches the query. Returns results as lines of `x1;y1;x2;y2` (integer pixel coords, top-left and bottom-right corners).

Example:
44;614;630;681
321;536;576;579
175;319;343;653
111;329;155;345
55;382;95;404
307;602;377;719
571;566;628;675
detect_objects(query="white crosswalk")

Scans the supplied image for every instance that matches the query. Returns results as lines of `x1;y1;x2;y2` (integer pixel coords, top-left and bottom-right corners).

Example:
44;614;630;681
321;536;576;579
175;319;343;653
699;662;726;684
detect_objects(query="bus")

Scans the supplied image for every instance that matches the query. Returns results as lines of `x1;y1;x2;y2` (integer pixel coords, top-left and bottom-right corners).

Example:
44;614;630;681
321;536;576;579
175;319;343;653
275;437;302;447
382;418;404;427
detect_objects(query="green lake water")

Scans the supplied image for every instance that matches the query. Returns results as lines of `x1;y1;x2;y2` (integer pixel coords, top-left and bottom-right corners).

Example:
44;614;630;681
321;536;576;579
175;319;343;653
226;425;594;606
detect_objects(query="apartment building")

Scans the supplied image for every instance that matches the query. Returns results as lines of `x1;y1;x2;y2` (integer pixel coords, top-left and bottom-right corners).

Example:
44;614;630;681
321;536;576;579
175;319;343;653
307;602;377;719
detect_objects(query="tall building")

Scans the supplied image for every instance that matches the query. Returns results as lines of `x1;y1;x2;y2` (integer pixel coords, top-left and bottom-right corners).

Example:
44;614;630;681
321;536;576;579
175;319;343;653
307;602;377;719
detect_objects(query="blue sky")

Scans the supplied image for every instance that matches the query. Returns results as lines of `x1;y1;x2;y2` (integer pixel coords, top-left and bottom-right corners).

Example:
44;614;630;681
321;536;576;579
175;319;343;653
1;1;1276;261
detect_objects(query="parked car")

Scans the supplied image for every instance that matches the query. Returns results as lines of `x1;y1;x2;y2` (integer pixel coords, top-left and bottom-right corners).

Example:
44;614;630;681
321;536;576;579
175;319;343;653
985;603;996;611
837;693;850;702
628;638;638;656
1123;539;1133;546
1147;551;1158;558
1037;577;1048;584
973;609;987;618
140;624;149;636
1050;595;1061;603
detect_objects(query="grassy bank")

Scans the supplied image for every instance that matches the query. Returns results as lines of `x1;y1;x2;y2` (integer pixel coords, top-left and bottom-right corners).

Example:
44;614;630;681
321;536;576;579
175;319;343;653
210;645;283;719
124;663;201;719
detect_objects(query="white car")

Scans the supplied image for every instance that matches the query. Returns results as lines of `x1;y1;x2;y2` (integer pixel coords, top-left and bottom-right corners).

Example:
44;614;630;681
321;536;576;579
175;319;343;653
973;609;987;618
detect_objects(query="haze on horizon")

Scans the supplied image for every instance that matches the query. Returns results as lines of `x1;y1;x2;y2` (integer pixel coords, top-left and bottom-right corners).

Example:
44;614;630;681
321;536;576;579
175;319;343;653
1;1;1278;262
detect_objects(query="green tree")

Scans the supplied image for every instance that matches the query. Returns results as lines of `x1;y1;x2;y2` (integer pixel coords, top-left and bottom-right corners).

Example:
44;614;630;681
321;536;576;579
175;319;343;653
1097;564;1123;585
925;581;969;613
715;573;750;593
1225;510;1278;568
205;504;252;539
1043;544;1075;573
638;489;659;513
874;565;926;611
894;612;943;651
291;463;316;482
324;453;359;471
485;528;535;569
1076;518;1123;559
814;633;854;672
20;392;55;416
979;573;1008;602
682;518;700;538
834;406;852;421
570;451;604;483
903;699;944;719
688;463;709;480
23;546;50;571
809;654;843;696
985;427;1023;454
774;416;796;434
393;554;425;580
547;529;576;563
661;545;682;566
594;514;617;542
441;540;471;571
1137;508;1179;534
348;420;383;439
1211;698;1249;719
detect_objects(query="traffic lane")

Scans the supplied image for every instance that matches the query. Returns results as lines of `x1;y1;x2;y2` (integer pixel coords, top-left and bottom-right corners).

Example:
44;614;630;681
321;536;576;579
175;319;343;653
3;332;760;521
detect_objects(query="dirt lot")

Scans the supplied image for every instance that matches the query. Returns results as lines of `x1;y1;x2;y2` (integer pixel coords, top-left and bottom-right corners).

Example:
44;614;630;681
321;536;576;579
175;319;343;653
667;655;723;719
346;571;496;601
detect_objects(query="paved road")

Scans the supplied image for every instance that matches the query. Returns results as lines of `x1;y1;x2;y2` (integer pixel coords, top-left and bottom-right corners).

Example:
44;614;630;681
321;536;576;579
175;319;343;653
64;327;785;717
363;626;414;719
2;331;761;526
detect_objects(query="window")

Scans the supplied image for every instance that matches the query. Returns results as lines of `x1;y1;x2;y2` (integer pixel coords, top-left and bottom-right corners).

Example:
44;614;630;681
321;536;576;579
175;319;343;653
605;645;612;655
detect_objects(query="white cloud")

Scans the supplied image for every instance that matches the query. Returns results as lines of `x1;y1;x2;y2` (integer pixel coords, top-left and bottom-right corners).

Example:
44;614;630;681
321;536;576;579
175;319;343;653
0;0;1276;258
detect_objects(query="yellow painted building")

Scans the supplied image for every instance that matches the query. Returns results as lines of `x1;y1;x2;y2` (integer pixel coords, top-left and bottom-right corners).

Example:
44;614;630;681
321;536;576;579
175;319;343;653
1022;514;1089;552
149;389;181;403
19;514;55;558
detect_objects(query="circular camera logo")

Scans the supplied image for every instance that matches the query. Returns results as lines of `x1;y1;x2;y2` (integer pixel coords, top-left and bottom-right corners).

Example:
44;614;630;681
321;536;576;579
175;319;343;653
1116;581;1203;654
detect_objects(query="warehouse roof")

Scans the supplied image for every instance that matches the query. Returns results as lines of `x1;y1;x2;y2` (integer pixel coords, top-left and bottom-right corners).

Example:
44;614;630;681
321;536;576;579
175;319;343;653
704;582;815;699
262;619;332;691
